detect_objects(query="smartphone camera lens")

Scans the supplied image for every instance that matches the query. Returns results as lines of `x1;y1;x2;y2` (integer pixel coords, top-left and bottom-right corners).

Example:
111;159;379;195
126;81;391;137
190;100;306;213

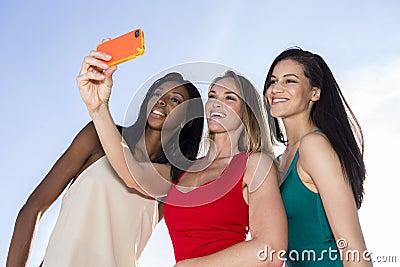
135;30;140;38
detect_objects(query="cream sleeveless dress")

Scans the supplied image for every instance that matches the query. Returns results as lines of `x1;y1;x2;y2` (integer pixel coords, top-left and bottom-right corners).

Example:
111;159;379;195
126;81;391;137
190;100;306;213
42;156;158;267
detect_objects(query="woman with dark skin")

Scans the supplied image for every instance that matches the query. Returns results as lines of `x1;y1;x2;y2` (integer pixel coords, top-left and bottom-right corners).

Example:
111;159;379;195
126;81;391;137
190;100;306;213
77;40;287;267
264;48;372;266
7;69;203;267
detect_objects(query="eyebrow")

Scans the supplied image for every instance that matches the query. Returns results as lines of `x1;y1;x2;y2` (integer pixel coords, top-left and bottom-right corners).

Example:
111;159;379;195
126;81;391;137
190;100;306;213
271;73;300;79
209;89;240;97
156;87;186;99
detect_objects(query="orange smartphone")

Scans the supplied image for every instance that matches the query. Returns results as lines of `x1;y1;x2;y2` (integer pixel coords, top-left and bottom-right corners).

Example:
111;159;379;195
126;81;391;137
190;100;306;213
97;28;145;66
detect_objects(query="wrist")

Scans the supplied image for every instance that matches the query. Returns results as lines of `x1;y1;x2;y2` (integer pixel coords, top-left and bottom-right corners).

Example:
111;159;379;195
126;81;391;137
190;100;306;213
88;103;109;119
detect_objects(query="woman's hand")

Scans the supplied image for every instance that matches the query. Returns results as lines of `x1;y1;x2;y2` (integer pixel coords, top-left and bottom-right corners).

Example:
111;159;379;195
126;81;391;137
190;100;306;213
76;41;117;113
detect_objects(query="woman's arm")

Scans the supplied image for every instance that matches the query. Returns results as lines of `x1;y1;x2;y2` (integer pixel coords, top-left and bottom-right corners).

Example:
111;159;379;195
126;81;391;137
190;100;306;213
6;122;104;267
176;152;287;267
298;133;372;267
76;48;171;197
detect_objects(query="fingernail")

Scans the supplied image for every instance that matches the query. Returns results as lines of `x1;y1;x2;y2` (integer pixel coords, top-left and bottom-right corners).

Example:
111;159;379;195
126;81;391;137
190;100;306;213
102;63;109;69
99;74;105;79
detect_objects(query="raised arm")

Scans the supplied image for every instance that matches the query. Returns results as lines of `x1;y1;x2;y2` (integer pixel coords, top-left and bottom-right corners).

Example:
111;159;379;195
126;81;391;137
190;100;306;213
299;133;372;267
76;48;171;197
176;152;287;267
6;122;104;267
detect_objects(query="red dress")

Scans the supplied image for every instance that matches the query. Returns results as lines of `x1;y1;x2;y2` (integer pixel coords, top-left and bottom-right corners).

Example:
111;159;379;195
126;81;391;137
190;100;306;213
164;152;249;262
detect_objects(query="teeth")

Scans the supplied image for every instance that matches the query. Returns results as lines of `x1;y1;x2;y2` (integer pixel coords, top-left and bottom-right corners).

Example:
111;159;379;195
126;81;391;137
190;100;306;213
210;112;226;118
272;98;287;103
152;110;166;117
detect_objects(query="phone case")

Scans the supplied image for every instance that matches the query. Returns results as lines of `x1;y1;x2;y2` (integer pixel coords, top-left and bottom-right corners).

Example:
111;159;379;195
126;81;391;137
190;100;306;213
96;28;145;66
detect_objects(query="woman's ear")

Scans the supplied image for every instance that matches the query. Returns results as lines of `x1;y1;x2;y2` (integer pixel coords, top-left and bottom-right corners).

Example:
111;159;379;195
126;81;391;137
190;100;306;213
311;87;321;102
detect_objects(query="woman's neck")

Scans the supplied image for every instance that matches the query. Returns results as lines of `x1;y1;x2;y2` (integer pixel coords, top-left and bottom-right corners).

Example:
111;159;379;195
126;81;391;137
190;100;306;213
282;115;318;148
209;130;241;159
136;128;162;161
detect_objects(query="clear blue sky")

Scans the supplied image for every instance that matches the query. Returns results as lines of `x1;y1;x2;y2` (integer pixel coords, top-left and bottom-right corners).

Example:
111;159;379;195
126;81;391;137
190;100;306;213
1;1;399;266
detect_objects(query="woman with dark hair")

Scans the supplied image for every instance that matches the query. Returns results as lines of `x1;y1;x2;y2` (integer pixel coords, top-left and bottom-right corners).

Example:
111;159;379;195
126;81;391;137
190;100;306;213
165;70;287;267
6;66;203;266
263;47;371;266
78;49;287;266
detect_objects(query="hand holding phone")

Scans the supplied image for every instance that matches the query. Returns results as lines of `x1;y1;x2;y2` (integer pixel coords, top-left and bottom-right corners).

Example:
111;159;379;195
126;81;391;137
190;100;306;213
97;28;145;66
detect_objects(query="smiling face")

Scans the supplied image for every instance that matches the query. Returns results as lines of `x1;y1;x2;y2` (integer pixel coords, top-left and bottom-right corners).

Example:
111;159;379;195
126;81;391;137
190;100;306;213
205;77;243;134
146;81;190;131
265;59;320;120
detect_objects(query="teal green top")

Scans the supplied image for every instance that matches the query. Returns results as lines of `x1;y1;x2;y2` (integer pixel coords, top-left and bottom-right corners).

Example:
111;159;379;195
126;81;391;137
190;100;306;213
280;149;343;267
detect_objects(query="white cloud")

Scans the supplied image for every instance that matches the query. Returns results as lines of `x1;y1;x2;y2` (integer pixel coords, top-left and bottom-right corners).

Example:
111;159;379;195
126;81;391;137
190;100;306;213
341;59;400;259
341;58;400;122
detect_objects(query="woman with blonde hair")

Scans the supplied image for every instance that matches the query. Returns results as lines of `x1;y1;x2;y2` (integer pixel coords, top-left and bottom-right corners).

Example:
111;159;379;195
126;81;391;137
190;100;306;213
77;43;287;266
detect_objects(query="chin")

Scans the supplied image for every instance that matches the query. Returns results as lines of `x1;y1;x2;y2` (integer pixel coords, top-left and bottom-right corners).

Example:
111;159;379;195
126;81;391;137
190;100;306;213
208;124;227;133
207;121;224;131
146;121;163;131
270;110;283;118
